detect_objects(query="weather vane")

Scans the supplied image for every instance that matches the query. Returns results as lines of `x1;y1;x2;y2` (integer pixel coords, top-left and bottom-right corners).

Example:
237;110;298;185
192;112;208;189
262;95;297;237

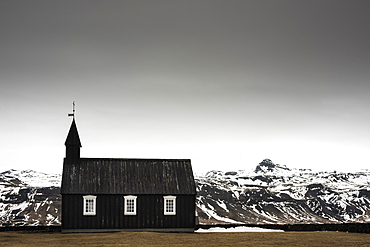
68;101;75;118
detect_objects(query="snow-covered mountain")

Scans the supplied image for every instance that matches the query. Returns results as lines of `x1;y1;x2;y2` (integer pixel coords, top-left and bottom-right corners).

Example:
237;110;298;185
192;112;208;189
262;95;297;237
197;159;370;224
1;159;370;226
0;170;61;226
1;169;61;187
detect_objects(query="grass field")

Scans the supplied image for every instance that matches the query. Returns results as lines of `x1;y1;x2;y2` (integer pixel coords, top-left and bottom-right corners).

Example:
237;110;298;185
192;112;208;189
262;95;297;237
1;231;370;246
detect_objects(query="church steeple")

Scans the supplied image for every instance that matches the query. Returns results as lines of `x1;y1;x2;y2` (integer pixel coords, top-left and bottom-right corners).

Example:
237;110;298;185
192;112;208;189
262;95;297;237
65;118;81;160
65;102;81;161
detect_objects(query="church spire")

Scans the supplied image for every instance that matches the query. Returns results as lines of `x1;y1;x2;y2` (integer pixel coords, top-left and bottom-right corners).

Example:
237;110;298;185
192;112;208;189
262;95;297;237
65;102;81;160
65;118;82;147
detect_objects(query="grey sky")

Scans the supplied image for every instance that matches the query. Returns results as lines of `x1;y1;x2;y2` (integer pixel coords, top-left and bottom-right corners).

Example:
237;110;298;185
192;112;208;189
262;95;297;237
1;1;369;174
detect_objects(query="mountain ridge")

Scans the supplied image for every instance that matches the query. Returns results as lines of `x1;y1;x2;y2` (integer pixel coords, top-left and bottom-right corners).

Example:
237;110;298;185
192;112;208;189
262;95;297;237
197;159;370;224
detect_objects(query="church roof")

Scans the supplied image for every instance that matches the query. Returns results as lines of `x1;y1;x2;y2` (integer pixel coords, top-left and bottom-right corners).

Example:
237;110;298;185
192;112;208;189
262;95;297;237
61;158;196;195
64;119;82;147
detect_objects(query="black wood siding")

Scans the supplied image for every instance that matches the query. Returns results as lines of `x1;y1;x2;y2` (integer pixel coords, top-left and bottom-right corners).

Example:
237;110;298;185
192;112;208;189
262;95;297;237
62;194;196;230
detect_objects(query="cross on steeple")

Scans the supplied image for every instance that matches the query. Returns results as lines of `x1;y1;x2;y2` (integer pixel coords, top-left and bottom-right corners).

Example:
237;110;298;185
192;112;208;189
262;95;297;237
68;101;75;118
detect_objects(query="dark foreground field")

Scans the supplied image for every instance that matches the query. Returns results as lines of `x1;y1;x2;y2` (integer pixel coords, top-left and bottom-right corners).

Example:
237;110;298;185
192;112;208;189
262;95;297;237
1;231;370;246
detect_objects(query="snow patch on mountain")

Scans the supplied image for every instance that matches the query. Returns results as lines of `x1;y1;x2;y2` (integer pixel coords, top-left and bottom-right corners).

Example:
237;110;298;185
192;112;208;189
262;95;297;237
0;169;61;187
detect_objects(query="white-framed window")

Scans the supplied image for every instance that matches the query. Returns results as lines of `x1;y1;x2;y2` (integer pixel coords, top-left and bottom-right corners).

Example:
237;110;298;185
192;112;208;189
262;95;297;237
83;195;97;216
163;195;176;215
124;195;137;215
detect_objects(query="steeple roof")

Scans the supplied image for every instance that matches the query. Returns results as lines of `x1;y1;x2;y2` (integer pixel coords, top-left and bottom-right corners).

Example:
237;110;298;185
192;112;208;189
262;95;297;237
65;118;82;147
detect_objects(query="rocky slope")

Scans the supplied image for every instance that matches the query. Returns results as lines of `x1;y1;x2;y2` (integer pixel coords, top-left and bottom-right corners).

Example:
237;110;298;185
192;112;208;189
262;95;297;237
1;159;370;226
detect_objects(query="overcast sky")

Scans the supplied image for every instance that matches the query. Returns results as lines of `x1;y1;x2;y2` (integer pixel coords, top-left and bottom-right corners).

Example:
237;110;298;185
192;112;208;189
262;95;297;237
1;1;369;175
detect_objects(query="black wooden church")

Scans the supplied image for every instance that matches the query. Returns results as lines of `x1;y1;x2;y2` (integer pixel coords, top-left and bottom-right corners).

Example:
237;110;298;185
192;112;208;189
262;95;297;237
61;117;197;233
